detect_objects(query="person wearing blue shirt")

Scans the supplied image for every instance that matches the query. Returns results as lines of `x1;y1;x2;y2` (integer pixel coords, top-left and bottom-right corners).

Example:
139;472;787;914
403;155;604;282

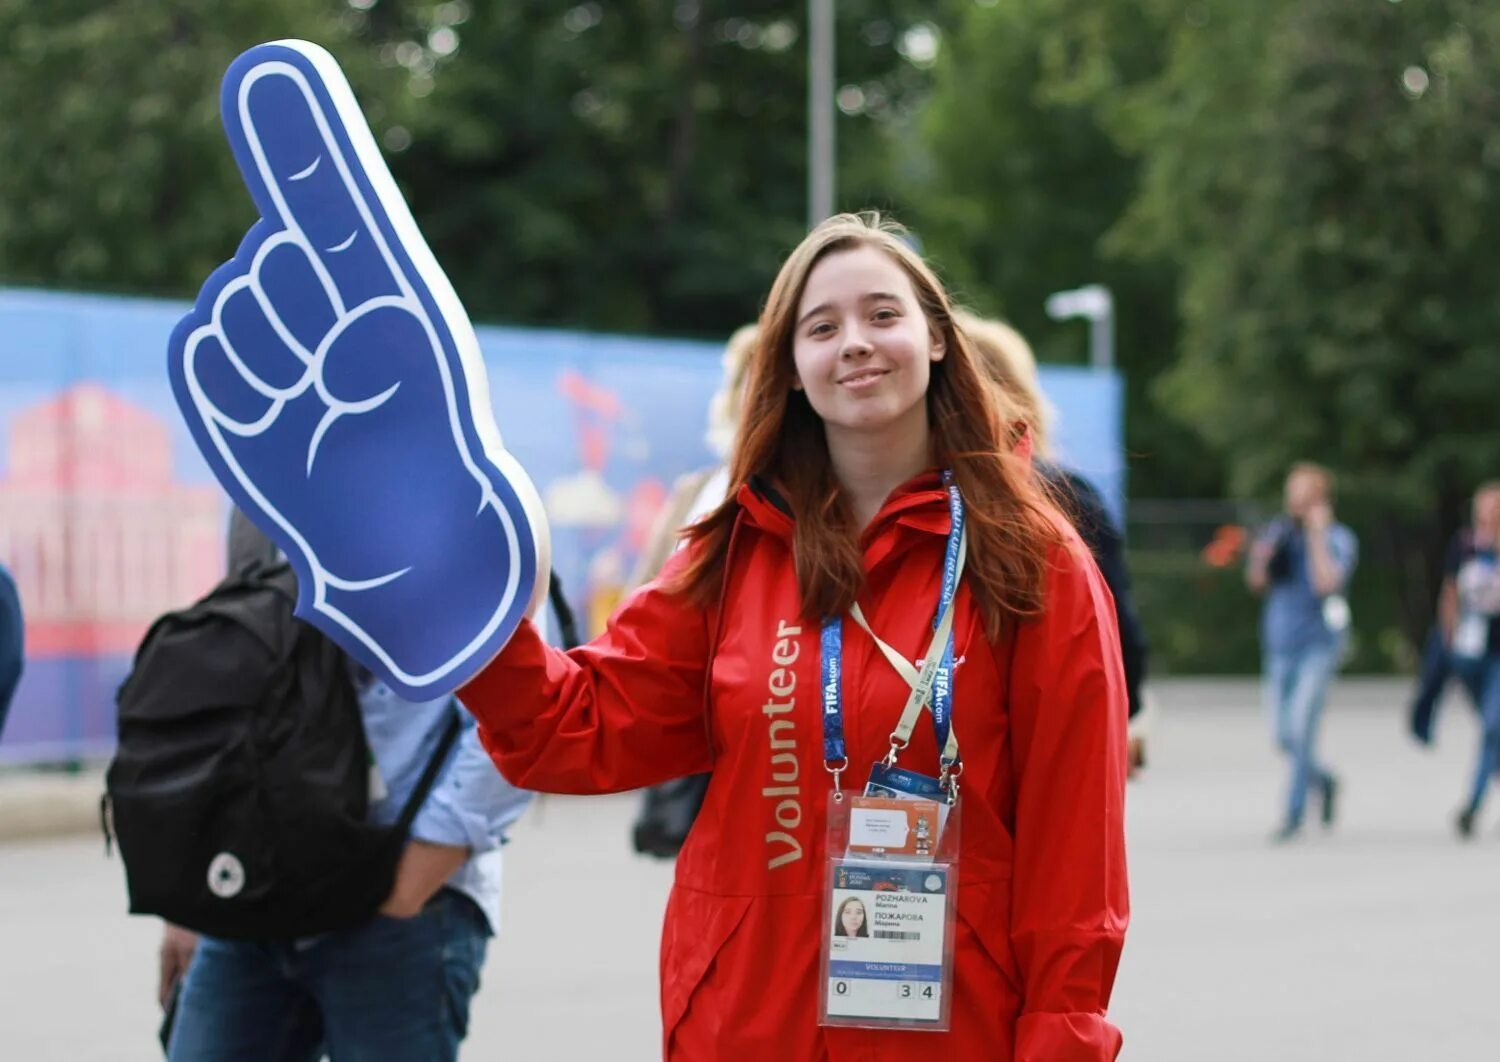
1247;462;1358;843
158;513;534;1061
1440;482;1500;838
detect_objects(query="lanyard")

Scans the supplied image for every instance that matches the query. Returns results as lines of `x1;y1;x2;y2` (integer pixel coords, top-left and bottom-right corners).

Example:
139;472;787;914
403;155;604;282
821;479;967;787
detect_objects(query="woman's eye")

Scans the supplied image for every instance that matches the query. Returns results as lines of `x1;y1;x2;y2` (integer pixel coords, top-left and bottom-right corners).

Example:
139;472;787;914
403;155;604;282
809;321;835;337
872;308;898;322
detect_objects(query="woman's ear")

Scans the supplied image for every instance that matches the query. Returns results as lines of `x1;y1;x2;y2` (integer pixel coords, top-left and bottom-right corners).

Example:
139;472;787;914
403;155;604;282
791;374;804;392
928;324;947;362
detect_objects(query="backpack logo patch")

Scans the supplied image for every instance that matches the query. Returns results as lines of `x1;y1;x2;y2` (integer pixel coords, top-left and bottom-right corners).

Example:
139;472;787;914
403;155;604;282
207;852;247;899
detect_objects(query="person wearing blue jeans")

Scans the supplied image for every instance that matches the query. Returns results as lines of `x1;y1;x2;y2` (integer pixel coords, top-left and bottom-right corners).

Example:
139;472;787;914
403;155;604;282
162;683;532;1061
159;513;534;1061
168;887;489;1059
1439;483;1500;838
1248;463;1358;842
1450;657;1500;836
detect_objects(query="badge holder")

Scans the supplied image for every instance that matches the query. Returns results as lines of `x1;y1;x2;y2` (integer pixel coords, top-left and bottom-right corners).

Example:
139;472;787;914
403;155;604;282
1455;612;1488;659
816;477;966;1031
818;784;961;1031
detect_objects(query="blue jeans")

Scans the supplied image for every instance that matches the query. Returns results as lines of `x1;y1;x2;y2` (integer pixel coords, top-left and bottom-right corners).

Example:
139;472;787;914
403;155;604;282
1451;654;1500;816
168;888;489;1062
1264;641;1342;827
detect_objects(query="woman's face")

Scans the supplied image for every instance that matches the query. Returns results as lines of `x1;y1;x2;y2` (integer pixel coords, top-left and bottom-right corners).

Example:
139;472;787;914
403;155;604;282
840;899;866;935
791;245;944;445
1283;469;1325;518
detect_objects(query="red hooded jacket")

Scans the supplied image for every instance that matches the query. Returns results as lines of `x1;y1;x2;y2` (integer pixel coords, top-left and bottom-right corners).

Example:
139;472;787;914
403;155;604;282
462;472;1130;1060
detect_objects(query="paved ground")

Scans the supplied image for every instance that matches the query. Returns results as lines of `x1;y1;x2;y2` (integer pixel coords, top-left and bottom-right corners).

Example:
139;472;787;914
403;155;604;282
2;678;1498;1060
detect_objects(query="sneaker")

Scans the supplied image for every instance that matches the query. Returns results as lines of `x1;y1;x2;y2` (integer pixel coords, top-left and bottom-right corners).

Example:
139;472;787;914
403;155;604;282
1456;808;1477;840
1319;776;1339;828
1272;820;1302;844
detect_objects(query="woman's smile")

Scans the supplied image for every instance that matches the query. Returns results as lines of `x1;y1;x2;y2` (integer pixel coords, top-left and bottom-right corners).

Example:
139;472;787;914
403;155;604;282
838;367;891;390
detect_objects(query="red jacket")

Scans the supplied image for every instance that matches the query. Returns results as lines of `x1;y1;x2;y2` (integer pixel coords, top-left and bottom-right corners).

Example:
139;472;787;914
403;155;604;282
462;473;1129;1061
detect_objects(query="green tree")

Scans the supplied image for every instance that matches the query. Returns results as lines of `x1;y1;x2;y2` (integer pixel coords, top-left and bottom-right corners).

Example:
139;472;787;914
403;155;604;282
0;0;401;295
388;0;960;334
0;1;957;340
898;0;1210;500
1120;0;1500;647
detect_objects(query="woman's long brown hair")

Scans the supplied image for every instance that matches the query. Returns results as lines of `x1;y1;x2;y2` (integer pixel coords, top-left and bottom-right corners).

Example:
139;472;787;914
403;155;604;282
668;213;1060;639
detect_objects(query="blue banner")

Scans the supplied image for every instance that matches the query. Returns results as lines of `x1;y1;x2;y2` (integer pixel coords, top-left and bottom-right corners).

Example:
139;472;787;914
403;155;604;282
0;286;1122;763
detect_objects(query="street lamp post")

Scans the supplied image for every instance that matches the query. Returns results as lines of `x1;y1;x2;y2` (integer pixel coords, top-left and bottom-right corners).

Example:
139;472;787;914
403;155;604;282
808;0;835;228
1045;284;1115;370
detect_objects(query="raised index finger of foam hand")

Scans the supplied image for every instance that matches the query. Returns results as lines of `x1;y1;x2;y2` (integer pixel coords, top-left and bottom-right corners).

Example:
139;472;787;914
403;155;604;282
223;42;401;311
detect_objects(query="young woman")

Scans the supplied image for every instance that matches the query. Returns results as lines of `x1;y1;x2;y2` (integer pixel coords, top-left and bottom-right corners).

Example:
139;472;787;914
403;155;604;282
461;214;1129;1059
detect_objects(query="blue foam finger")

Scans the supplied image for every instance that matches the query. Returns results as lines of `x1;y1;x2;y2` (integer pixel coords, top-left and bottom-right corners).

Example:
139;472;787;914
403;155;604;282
232;67;399;310
219;285;307;391
187;334;279;428
255;240;337;351
167;40;550;699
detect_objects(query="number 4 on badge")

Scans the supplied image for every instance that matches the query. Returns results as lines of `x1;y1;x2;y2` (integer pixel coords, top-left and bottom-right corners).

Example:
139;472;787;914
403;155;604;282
168;40;550;699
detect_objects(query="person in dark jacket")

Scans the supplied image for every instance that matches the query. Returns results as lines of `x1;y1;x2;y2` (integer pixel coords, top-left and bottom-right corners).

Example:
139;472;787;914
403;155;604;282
0;563;22;739
958;313;1151;768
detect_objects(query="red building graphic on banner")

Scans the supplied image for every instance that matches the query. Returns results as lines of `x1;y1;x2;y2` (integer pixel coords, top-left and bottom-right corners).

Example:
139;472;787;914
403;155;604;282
0;383;223;656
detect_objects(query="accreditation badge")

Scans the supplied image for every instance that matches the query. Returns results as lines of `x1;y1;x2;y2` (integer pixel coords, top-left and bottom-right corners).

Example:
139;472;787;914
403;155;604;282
819;793;961;1031
1455;613;1488;659
864;762;952;849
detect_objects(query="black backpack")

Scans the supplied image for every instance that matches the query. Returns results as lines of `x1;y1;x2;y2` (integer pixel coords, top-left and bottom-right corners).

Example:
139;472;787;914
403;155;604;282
103;561;459;940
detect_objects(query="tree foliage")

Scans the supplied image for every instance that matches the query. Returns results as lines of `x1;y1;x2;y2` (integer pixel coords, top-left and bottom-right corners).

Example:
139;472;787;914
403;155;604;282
0;0;400;295
899;0;1208;499
1118;0;1500;639
386;0;953;334
0;0;952;337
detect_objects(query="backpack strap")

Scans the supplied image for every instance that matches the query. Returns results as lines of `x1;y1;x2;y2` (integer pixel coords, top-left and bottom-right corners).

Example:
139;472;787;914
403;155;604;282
547;569;582;651
391;704;465;840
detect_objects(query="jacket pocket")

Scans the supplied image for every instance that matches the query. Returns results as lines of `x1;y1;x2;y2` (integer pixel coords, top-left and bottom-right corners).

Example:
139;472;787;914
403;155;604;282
659;885;754;1041
956;875;1023;1004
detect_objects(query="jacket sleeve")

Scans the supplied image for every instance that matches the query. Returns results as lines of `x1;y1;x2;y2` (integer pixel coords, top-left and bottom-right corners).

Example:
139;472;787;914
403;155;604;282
458;548;714;795
1007;534;1130;1061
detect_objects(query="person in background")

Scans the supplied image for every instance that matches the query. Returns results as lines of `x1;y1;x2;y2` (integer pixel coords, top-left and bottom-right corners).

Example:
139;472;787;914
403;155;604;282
1438;481;1500;838
629;325;755;858
1247;463;1358;843
0;563;22;739
159;511;534;1061
1408;620;1457;746
958;312;1151;773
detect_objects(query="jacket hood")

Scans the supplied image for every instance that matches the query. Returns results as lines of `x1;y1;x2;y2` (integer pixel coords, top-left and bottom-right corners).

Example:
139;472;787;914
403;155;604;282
734;471;954;566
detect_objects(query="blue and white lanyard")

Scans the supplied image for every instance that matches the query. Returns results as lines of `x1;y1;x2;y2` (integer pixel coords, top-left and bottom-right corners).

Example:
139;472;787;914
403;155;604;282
821;477;967;790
